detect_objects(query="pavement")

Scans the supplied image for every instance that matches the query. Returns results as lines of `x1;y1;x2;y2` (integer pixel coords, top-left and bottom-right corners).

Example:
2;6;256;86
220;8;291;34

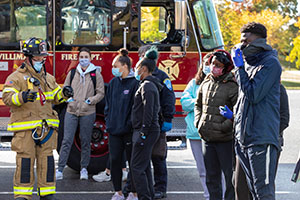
0;90;299;200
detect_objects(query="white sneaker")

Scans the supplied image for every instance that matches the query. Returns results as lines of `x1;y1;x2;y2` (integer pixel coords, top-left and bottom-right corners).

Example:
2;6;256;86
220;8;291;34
56;169;63;180
126;192;138;200
92;171;111;182
80;168;88;180
122;170;128;182
111;192;125;200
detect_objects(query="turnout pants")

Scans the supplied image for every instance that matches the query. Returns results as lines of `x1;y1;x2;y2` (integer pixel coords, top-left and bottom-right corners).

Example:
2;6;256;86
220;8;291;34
11;128;57;200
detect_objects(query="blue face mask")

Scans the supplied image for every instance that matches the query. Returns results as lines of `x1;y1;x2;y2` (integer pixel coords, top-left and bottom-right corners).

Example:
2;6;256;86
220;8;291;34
134;69;141;81
112;68;123;77
33;61;44;73
203;65;211;75
79;58;90;67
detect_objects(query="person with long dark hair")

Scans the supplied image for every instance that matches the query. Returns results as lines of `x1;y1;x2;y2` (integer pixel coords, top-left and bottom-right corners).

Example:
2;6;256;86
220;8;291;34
56;47;104;180
180;52;212;200
195;50;238;200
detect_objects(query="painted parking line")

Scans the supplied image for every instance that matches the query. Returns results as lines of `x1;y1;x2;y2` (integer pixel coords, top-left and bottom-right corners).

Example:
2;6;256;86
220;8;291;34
0;191;298;195
0;165;198;169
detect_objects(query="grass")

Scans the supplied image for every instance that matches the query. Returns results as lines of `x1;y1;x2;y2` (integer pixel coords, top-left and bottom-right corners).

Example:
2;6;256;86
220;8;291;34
281;80;300;90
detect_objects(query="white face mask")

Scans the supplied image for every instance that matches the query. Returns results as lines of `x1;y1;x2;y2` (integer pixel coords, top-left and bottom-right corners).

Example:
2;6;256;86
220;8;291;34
203;65;211;75
79;58;90;67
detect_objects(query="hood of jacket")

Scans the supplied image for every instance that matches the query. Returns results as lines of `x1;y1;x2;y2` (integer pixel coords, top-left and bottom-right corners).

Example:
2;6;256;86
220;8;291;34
142;75;163;92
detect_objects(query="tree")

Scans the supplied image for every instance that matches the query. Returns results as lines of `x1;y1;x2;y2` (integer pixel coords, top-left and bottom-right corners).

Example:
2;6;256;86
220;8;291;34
286;19;300;69
216;0;293;67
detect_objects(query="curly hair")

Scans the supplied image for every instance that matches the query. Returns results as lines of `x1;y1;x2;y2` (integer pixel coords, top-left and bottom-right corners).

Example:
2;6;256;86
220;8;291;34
240;22;267;38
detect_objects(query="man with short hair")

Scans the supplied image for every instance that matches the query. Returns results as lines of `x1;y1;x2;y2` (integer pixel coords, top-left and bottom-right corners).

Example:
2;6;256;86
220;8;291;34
231;22;282;200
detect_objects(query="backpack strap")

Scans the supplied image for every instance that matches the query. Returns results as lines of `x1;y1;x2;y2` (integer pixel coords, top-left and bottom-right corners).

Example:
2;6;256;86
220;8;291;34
69;68;76;86
69;68;97;95
89;69;97;95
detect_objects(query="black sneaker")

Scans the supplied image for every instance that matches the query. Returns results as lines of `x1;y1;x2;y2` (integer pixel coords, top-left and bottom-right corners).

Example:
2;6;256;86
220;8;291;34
40;194;58;200
154;191;167;199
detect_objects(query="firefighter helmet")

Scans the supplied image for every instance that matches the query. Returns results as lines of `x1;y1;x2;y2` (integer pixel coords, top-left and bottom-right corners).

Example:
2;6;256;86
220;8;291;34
21;37;48;57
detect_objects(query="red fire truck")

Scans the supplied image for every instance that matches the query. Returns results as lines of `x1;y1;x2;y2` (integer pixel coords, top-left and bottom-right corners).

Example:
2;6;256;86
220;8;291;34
0;0;225;173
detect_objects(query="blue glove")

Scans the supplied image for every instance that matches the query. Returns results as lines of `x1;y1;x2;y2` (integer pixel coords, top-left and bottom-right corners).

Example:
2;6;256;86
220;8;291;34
231;47;244;68
161;122;172;132
219;105;233;119
137;132;146;146
85;99;91;105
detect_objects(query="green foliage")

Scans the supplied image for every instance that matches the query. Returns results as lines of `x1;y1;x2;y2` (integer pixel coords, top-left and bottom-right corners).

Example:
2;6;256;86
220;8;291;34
286;19;300;69
281;80;300;89
140;7;167;43
216;0;296;68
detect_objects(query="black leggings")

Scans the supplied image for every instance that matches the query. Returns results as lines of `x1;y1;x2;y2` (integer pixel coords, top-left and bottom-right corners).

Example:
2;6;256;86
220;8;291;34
109;134;133;191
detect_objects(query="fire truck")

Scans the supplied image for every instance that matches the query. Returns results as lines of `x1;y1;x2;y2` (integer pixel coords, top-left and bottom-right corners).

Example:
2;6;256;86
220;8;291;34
0;0;226;173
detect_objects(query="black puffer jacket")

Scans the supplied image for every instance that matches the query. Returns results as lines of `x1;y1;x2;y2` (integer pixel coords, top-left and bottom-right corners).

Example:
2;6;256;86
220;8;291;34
194;72;238;142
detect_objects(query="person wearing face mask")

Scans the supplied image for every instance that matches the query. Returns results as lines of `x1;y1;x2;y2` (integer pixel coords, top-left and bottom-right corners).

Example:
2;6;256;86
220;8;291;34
194;50;238;200
2;37;72;200
97;48;139;200
229;22;282;200
123;45;175;200
180;52;212;200
131;48;163;200
56;47;104;181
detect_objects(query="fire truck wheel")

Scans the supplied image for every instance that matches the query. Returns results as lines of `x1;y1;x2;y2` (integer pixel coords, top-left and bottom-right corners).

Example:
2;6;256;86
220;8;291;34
67;143;109;174
56;104;109;174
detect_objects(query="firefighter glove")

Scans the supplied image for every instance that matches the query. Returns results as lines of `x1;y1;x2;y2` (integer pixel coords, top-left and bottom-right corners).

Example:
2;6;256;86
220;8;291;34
231;47;244;68
22;90;37;103
219;105;233;119
161;122;172;132
62;86;74;98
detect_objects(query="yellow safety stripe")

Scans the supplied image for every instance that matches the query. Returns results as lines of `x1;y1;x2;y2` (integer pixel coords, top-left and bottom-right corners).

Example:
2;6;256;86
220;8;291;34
3;87;19;93
14;186;33;195
38;186;56;196
7;119;59;132
11;93;21;106
46;119;60;127
52;86;61;95
36;87;62;101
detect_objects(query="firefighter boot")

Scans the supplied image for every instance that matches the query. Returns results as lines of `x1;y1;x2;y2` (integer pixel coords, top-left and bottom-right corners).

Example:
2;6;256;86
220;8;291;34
40;194;58;200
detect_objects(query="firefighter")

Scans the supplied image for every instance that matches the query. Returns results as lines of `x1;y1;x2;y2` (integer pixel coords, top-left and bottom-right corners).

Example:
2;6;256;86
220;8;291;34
2;37;73;200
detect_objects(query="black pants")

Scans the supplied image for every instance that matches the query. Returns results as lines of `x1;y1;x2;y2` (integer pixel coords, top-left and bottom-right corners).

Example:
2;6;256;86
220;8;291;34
235;149;282;200
131;130;160;200
203;140;235;200
235;143;278;200
109;133;133;191
151;131;168;193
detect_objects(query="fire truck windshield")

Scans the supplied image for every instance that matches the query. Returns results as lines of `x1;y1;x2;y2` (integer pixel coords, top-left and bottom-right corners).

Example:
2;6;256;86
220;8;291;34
0;0;47;44
193;0;224;50
61;0;111;45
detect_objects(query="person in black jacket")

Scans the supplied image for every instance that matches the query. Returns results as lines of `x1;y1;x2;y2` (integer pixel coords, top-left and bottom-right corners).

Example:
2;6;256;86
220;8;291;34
102;49;139;200
138;45;175;199
131;48;163;200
